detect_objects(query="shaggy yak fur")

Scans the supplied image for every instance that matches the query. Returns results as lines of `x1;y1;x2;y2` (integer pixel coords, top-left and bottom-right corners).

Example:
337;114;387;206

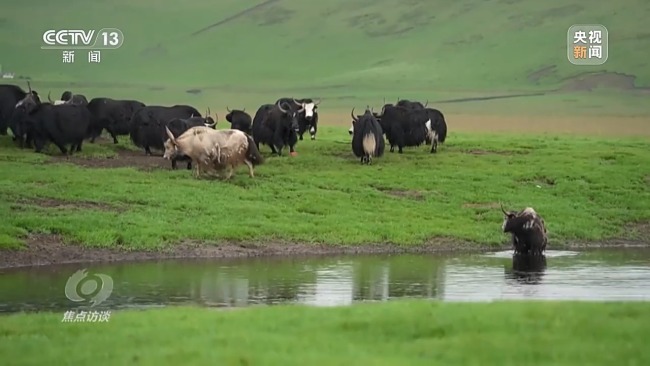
501;205;548;255
163;126;264;179
349;107;385;165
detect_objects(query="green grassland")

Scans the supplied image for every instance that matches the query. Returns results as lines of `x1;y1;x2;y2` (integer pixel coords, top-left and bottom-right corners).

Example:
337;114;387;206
2;0;650;112
1;301;649;365
0;128;648;250
1;1;649;251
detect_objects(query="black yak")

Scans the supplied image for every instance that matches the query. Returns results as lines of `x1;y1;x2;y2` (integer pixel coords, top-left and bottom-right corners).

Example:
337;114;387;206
251;100;303;156
349;107;385;165
225;107;252;135
501;205;548;255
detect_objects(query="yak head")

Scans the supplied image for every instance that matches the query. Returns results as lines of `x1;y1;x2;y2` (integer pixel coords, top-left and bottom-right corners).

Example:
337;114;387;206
276;100;303;132
225;106;247;123
292;98;320;120
47;91;66;105
61;91;72;101
349;107;374;135
163;126;180;161
15;81;40;112
500;205;541;234
201;108;217;128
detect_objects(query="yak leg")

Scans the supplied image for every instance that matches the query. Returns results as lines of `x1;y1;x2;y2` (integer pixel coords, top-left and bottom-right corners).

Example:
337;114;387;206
244;160;255;178
430;139;438;153
223;166;234;180
106;126;119;144
144;146;153;156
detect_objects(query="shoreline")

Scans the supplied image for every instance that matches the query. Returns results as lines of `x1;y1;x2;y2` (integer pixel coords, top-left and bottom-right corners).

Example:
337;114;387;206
1;233;649;270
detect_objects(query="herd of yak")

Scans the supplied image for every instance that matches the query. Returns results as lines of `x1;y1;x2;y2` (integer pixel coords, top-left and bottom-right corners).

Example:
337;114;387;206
0;82;547;256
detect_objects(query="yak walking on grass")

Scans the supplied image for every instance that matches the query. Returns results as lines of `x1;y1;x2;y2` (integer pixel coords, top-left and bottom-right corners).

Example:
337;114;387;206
163;126;263;180
349;107;385;165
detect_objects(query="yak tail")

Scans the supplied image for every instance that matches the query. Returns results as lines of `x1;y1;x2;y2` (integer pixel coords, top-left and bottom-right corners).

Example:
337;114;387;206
362;133;376;157
246;135;264;166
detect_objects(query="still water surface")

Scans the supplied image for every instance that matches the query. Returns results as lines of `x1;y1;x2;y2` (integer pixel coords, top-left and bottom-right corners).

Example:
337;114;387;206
0;248;649;313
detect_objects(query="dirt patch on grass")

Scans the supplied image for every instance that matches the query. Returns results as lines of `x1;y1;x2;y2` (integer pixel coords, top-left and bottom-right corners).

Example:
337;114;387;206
528;65;558;84
462;202;501;209
0;233;489;269
375;187;426;201
561;72;639;92
47;148;171;171
11;197;124;212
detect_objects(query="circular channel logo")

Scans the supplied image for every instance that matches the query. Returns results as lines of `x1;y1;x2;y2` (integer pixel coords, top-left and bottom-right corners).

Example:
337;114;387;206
64;269;113;307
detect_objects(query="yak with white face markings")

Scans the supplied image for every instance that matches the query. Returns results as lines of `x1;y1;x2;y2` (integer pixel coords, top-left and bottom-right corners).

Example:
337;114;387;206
276;97;321;141
501;205;548;256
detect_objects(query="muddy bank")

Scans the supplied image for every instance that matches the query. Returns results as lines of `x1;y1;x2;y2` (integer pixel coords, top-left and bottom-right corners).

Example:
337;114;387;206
1;230;649;269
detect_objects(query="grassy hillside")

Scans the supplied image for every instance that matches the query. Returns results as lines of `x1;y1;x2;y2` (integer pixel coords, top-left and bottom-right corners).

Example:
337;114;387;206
2;0;649;105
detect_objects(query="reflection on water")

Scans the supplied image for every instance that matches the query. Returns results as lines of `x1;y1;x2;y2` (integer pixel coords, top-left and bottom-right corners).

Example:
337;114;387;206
0;248;649;313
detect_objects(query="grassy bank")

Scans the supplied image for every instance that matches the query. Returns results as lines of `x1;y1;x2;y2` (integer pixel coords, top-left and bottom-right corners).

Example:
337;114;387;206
1;301;649;365
0;127;648;250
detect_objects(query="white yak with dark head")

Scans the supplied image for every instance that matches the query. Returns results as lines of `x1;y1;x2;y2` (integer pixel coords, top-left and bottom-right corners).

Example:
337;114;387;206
500;204;548;255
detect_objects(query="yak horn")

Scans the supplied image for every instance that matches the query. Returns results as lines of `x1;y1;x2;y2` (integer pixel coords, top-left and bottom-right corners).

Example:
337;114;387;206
226;106;231;112
350;108;358;122
242;107;245;112
165;126;176;143
500;203;508;216
277;101;288;113
292;98;302;106
27;81;32;93
47;91;53;103
207;107;211;117
424;99;429;107
314;98;321;105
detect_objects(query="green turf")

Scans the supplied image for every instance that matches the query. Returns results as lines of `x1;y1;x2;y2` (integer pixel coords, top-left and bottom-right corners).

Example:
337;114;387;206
1;301;649;365
2;0;650;110
0;127;648;250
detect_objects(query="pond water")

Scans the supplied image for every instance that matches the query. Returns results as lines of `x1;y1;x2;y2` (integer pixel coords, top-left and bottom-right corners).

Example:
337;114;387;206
1;248;649;313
